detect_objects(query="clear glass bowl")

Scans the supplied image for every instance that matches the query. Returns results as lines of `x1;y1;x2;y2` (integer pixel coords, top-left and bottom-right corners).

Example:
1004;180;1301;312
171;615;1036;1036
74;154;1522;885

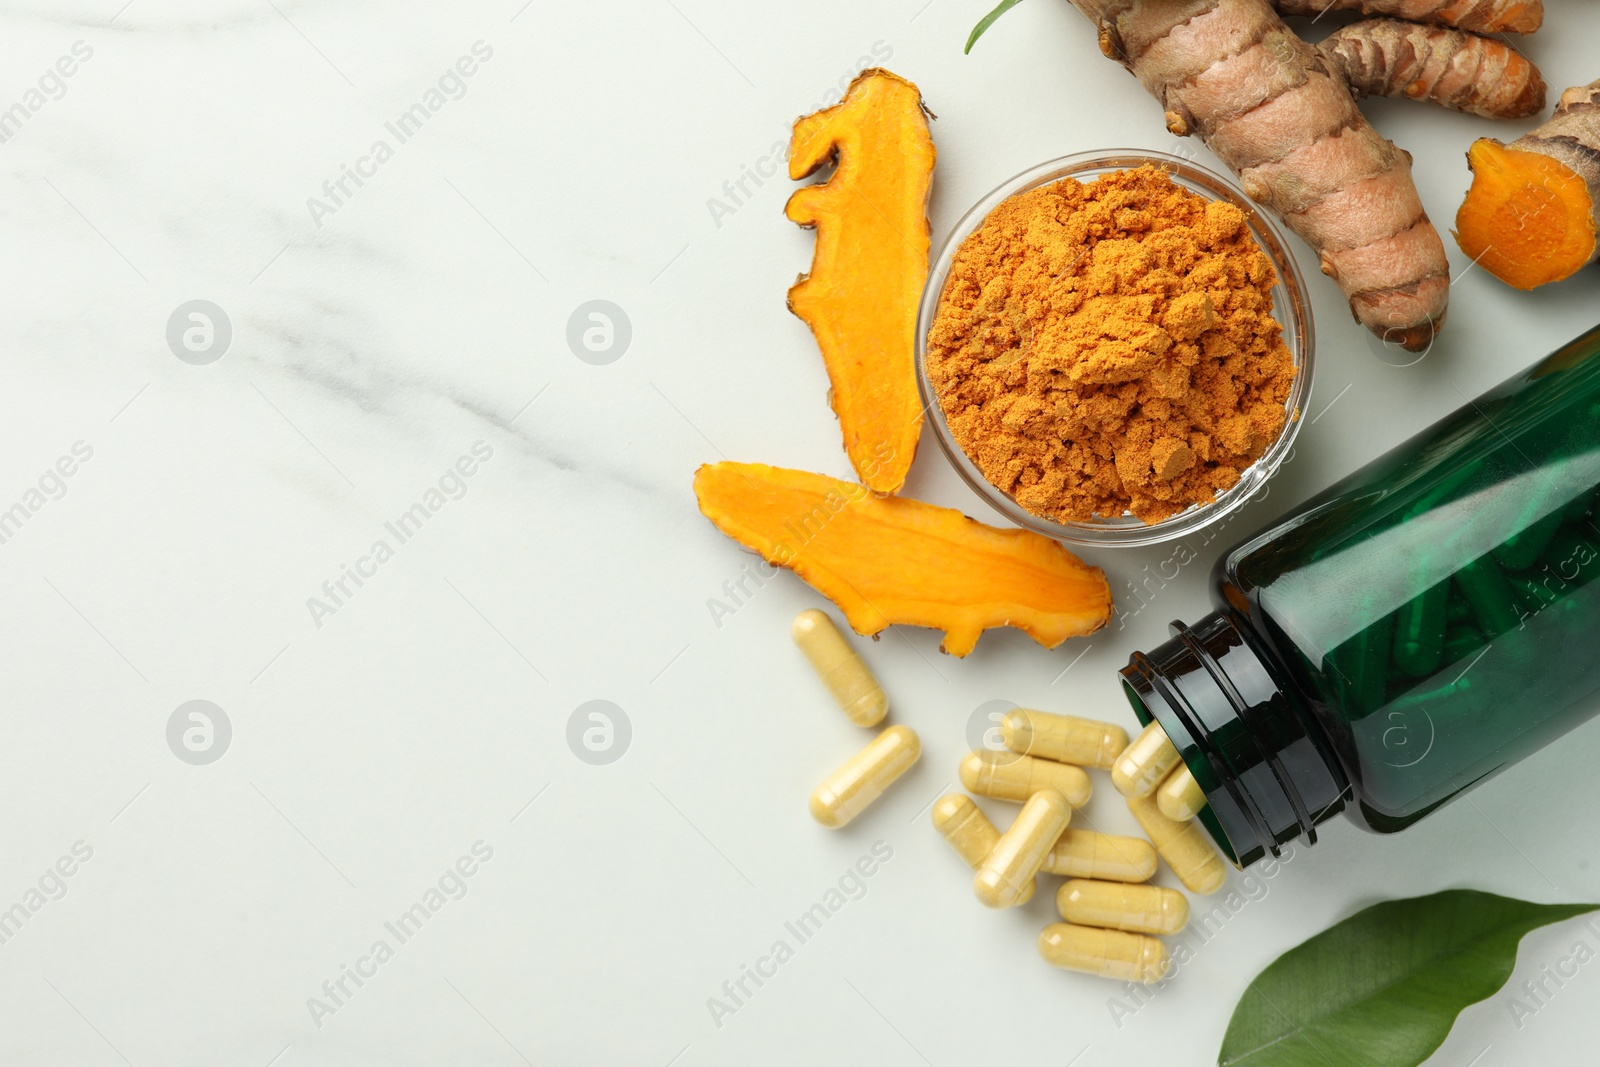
915;148;1315;548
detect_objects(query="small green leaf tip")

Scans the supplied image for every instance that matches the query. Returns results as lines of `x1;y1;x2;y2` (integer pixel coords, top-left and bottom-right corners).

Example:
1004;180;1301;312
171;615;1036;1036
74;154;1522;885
966;0;1025;54
1218;890;1599;1067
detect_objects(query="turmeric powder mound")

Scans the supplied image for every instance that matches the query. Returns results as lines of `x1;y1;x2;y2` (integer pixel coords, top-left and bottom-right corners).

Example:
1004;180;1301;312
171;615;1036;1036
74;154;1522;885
926;165;1296;525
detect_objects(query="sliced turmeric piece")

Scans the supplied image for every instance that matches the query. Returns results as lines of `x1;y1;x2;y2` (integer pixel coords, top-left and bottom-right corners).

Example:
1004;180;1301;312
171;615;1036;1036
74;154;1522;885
1455;80;1600;291
693;462;1111;657
786;69;934;495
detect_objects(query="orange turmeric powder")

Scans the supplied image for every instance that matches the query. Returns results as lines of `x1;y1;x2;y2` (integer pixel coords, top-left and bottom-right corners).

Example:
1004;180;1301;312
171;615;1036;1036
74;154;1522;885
926;166;1295;525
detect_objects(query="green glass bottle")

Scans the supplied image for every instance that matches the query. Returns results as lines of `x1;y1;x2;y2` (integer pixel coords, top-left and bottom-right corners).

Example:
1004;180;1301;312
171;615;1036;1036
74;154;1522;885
1123;323;1600;868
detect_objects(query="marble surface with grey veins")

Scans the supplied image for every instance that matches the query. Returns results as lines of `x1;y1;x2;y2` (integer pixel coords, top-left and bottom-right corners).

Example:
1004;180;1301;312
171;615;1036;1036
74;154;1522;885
3;0;1600;1064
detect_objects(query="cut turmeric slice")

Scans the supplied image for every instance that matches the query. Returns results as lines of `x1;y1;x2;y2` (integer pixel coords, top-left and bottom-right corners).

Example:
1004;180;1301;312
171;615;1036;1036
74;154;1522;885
1455;80;1600;291
786;69;934;495
693;462;1112;657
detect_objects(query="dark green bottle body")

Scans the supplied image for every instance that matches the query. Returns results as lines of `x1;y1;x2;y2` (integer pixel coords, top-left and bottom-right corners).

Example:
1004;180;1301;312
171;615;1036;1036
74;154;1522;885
1124;323;1600;868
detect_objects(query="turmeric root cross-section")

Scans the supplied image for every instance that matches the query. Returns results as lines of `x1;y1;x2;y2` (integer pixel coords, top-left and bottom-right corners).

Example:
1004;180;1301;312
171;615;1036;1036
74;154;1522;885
693;462;1112;657
1455;79;1600;290
785;69;934;495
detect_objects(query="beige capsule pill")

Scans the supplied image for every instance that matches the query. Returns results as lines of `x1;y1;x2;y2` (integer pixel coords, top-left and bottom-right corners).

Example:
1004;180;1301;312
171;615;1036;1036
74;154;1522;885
959;750;1092;807
930;794;1034;904
974;789;1072;909
1038;922;1169;983
1041;828;1159;883
810;725;920;828
1157;763;1206;822
1127;793;1227;895
1056;878;1189;935
791;609;887;727
1001;708;1129;770
1111;721;1182;798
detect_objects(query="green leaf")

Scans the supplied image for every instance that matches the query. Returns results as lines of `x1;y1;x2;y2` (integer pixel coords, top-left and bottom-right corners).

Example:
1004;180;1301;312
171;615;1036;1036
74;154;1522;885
1219;890;1598;1067
965;0;1025;54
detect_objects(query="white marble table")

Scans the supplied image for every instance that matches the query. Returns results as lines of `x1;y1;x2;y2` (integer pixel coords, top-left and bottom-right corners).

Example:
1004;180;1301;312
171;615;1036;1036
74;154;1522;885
3;1;1599;1064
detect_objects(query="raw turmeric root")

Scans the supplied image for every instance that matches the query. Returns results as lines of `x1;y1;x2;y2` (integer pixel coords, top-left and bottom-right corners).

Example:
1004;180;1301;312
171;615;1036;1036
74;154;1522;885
693;462;1112;656
1066;0;1452;351
1273;0;1542;33
1455;80;1600;290
786;69;935;495
1320;19;1544;119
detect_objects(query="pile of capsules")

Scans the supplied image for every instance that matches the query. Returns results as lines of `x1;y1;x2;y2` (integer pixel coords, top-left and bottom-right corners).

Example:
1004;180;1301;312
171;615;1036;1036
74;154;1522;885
795;608;1226;984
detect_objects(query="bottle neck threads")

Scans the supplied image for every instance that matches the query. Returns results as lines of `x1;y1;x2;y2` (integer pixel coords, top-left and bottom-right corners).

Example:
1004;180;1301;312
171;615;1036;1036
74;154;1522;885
1120;611;1350;868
